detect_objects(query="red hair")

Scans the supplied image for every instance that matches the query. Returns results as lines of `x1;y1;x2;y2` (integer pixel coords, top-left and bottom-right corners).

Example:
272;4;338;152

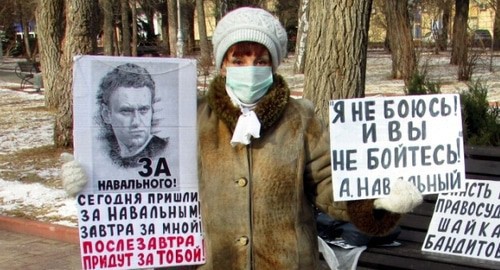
224;42;269;59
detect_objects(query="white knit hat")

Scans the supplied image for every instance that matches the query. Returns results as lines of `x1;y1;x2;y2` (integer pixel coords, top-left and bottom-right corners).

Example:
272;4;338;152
212;7;288;72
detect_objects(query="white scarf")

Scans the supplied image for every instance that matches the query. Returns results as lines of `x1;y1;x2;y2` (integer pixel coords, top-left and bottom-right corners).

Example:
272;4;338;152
226;86;262;146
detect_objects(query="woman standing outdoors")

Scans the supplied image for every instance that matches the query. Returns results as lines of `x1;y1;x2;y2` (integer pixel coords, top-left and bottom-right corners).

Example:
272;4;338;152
196;7;422;269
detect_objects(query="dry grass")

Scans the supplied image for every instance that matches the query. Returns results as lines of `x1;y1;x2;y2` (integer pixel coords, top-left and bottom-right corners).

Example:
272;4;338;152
0;144;76;224
0;145;71;188
0;89;63;187
0;89;76;225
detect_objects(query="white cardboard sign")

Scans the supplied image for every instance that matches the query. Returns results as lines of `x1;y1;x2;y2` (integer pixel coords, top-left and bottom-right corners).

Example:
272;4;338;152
72;56;204;269
329;94;465;201
422;179;499;262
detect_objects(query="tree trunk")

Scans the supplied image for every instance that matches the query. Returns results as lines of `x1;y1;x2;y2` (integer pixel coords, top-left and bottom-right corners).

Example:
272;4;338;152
493;0;500;50
131;0;138;56
196;0;211;72
100;0;115;56
384;0;416;84
183;1;195;55
55;0;98;147
303;0;372;122
36;0;64;109
294;0;309;74
120;0;131;56
450;0;469;65
167;0;177;56
114;21;121;55
18;6;33;60
159;3;170;55
437;0;452;51
214;0;227;20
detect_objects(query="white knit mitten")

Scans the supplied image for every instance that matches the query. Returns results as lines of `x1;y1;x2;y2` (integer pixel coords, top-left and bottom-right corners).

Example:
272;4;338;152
374;178;423;214
60;153;88;197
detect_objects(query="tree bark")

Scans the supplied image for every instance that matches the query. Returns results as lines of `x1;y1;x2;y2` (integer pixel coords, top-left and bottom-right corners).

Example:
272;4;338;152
159;3;170;55
493;0;500;50
294;0;309;74
131;0;138;56
451;0;470;82
196;0;211;71
303;0;372;122
114;18;121;55
384;0;416;84
167;0;177;56
54;0;98;147
437;0;452;51
35;0;64;109
183;1;195;55
450;0;469;65
100;0;115;56
120;0;131;56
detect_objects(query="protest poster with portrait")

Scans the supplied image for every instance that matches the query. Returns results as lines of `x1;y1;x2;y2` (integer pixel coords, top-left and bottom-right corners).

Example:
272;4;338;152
329;94;465;201
72;56;203;269
422;179;499;262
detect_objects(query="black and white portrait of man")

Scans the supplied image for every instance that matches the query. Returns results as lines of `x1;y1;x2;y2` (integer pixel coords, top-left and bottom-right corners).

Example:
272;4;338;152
96;63;168;168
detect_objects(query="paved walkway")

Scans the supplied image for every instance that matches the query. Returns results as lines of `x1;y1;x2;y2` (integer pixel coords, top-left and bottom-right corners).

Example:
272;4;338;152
0;229;81;269
0;216;81;269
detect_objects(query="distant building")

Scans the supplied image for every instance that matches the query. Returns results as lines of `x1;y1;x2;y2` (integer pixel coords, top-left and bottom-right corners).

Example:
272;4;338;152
369;2;496;45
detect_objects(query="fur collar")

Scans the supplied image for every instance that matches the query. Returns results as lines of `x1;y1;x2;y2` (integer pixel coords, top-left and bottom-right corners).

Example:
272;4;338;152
206;74;290;132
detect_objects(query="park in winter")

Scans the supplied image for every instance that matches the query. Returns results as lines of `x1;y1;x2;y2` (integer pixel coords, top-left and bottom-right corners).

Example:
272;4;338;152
0;1;499;269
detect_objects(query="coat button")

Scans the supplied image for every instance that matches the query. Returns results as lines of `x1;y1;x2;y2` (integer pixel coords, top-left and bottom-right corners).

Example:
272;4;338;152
236;178;248;187
237;236;249;246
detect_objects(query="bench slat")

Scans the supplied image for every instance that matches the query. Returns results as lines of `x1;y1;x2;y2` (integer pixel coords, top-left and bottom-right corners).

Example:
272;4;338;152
399;213;431;231
397;229;427;242
465;159;500;179
465;146;500;160
409;200;436;216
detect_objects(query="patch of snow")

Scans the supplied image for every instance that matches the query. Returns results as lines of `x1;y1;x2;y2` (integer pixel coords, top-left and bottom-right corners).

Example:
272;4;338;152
0;179;77;226
0;87;77;227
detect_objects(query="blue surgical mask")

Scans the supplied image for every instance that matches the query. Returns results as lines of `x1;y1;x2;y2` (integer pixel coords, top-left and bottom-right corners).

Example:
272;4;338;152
226;66;273;104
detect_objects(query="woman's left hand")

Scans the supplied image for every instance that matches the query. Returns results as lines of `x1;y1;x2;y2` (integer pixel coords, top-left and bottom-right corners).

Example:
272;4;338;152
373;178;423;214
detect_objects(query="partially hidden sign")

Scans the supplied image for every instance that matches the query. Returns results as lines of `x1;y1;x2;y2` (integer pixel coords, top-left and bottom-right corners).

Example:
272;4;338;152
72;56;204;269
329;94;465;201
423;179;499;262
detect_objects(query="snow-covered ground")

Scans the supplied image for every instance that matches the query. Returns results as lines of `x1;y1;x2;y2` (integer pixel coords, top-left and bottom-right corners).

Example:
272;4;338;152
0;51;498;228
0;87;78;227
361;51;500;103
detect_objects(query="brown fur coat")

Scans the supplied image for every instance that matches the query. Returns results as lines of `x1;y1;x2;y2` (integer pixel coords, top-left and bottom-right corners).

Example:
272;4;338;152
196;74;400;269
